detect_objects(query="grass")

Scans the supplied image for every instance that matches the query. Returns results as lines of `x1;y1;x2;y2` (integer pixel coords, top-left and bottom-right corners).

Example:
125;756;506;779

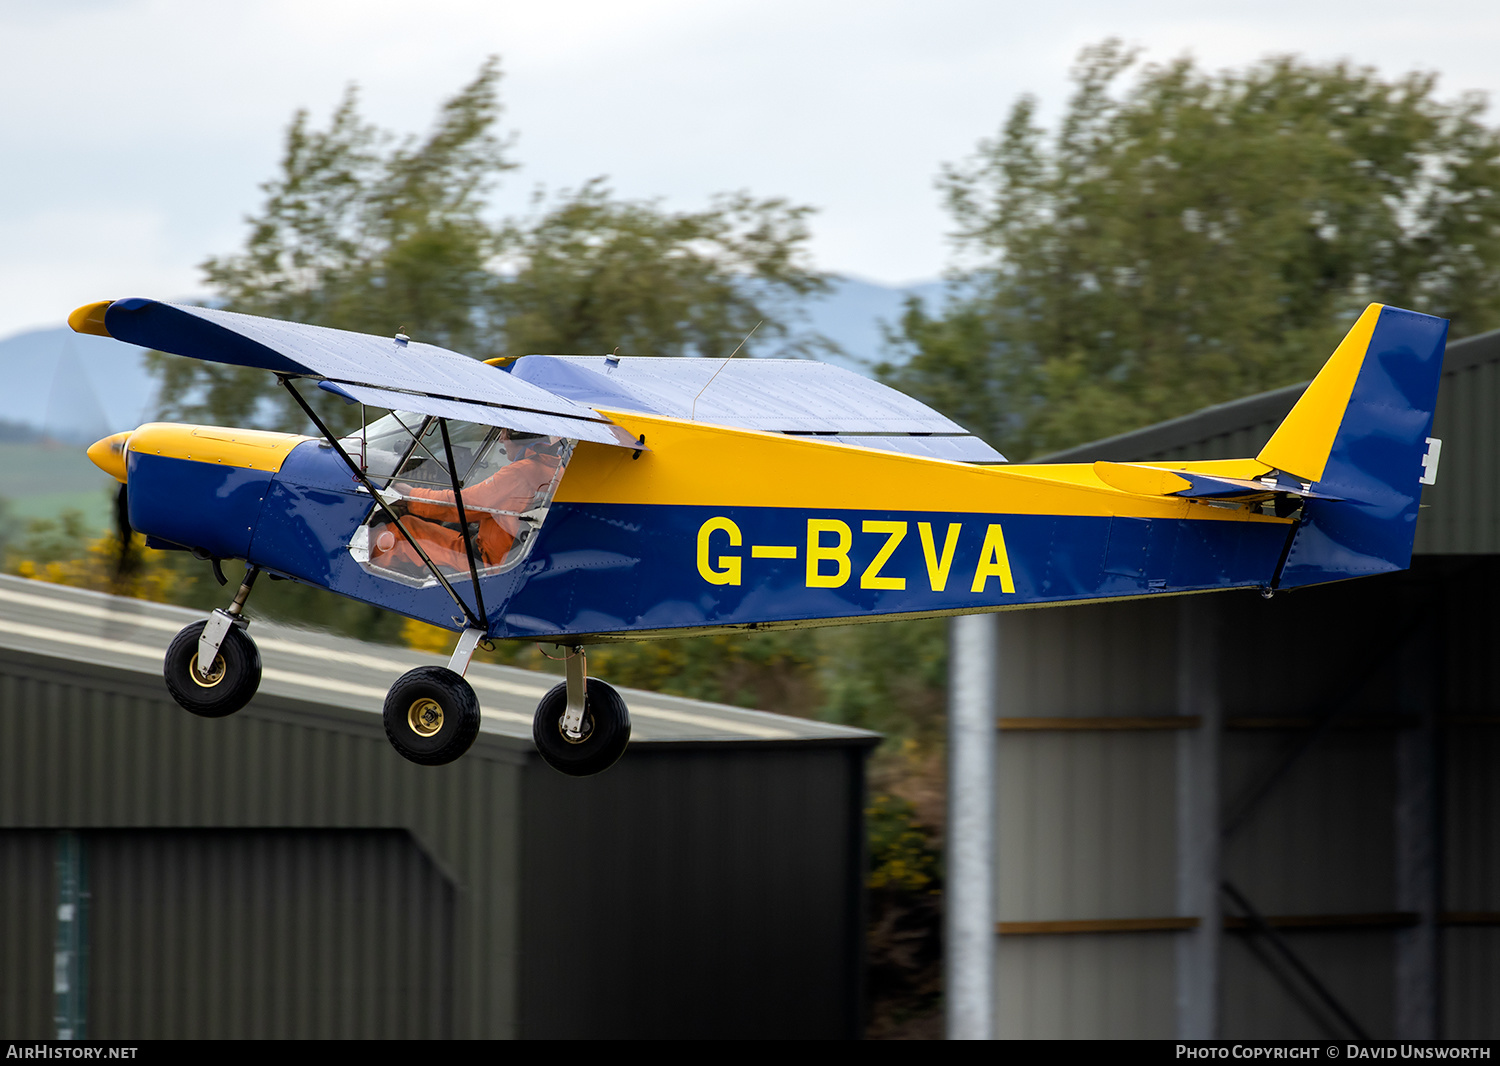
0;443;115;534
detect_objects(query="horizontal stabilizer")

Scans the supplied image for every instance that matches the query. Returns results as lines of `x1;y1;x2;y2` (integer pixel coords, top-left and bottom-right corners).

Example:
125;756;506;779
1093;461;1345;502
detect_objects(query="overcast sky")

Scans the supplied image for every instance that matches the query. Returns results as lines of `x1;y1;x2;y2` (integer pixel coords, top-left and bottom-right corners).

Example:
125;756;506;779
1;0;1497;339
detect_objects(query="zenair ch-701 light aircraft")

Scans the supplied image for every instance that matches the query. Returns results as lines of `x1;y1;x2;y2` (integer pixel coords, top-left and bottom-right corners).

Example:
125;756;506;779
69;298;1445;776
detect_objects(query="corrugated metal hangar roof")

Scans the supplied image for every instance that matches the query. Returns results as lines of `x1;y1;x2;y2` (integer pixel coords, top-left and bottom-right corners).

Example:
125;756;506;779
0;574;866;746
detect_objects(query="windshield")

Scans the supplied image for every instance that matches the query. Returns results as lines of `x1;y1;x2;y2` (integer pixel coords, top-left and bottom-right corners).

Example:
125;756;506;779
341;411;425;485
344;415;575;589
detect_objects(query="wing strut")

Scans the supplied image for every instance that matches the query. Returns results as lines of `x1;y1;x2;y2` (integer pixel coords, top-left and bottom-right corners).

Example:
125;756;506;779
279;377;487;632
436;417;488;625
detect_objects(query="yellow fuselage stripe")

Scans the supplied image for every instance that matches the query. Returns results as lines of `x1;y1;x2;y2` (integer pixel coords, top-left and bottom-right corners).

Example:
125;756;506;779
556;411;1287;524
118;415;1288;528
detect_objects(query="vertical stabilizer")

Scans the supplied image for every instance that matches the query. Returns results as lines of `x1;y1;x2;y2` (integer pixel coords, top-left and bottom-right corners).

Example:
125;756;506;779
1267;305;1448;588
1257;305;1383;484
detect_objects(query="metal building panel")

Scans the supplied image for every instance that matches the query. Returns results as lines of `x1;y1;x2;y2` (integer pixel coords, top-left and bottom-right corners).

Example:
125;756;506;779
996;599;1180;718
1445;928;1500;1039
1037;328;1500;557
86;829;453;1039
518;746;866;1039
1417;356;1500;555
0;575;862;744
1444;727;1500;915
997;934;1176;1038
1221;730;1396;917
991;596;1183;1040
1440;560;1500;719
1220;930;1396;1039
997;732;1178;923
1003;328;1500;1038
1152;421;1284;465
0;652;525;1039
1444;712;1500;1040
0;831;55;1038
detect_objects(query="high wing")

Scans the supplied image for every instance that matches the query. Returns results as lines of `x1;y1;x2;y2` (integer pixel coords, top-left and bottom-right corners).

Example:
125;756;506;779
71;298;1004;462
68;298;639;448
508;354;1006;462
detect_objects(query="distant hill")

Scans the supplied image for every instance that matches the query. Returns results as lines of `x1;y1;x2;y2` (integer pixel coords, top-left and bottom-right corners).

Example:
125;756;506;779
804;276;946;371
0;277;943;439
0;327;152;439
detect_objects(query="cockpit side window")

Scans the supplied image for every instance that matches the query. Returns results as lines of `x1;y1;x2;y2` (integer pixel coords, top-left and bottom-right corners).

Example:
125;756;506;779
346;416;574;588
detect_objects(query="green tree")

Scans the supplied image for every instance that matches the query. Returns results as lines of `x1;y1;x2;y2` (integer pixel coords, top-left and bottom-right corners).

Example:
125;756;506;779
494;179;829;360
149;59;831;436
881;41;1500;459
150;59;512;435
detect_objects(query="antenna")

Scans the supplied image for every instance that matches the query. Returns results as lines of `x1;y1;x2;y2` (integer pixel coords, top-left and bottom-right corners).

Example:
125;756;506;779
691;321;761;420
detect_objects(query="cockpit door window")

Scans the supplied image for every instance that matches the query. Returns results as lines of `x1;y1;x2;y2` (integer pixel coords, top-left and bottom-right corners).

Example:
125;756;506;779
346;415;573;587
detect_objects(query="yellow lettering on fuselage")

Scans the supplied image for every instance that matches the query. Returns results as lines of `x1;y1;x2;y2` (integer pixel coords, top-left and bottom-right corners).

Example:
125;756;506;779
859;521;907;590
692;515;1018;597
970;523;1016;593
806;519;852;588
918;522;961;591
697;517;742;585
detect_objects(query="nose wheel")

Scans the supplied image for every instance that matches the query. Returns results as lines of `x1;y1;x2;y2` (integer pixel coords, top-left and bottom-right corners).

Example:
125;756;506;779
163;619;262;718
163;566;264;718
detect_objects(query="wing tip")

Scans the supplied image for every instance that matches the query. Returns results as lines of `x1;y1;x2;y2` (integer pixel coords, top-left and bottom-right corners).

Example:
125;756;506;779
68;300;114;338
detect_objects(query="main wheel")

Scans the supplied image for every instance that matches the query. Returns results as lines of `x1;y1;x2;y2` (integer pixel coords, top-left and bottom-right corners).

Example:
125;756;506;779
532;678;631;777
383;666;481;766
163;620;262;718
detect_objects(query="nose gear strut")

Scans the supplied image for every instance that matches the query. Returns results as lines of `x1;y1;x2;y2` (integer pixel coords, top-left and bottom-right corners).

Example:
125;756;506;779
196;566;260;682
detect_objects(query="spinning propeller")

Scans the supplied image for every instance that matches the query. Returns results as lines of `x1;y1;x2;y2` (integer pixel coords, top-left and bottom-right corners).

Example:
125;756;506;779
86;431;138;585
111;481;138;582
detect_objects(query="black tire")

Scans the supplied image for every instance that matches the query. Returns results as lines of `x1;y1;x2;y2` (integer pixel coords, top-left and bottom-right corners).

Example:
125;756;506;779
532;677;631;777
383;666;481;766
163;620;262;718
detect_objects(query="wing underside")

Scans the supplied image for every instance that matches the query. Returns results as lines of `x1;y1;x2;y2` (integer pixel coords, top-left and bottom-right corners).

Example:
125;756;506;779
72;299;635;446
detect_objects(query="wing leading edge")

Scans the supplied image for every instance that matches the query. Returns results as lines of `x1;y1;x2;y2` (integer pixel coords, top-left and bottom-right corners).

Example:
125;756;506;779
70;298;635;448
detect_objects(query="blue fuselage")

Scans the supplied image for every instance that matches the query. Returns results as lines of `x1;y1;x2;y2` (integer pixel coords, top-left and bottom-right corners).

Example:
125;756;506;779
126;435;1298;643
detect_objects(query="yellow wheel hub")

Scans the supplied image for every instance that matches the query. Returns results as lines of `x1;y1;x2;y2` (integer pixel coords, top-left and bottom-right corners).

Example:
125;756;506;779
408;698;444;737
190;653;226;688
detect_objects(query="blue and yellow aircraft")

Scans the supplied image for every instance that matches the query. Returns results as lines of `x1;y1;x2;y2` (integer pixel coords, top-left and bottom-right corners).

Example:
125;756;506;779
70;298;1446;774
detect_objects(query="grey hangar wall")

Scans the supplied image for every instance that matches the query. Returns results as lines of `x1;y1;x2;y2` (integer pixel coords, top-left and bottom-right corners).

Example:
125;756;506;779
0;618;875;1039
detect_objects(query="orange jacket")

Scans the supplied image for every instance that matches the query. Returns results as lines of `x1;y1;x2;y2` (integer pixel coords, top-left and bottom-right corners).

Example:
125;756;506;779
401;449;561;565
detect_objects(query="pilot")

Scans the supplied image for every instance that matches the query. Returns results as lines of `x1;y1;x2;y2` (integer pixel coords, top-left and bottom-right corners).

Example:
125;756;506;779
370;429;564;576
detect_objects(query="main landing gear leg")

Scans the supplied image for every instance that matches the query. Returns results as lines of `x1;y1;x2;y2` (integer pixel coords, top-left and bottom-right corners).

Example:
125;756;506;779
532;646;631;777
383;628;483;767
562;645;588;739
163;566;263;718
447;627;485;675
